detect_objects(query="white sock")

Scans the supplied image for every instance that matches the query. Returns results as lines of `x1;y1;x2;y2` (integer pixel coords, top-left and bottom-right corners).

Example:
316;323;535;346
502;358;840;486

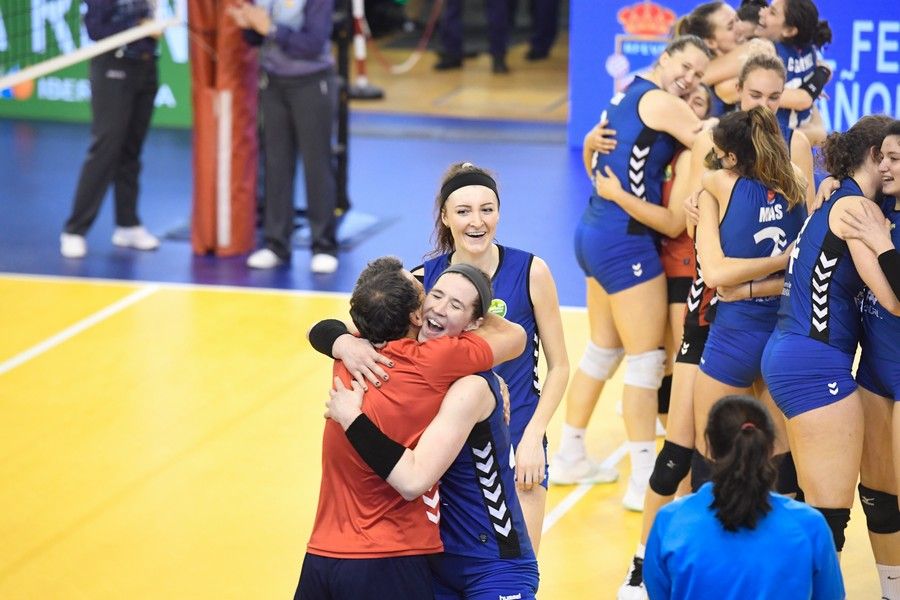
877;564;900;599
557;424;587;461
628;441;656;486
635;542;646;560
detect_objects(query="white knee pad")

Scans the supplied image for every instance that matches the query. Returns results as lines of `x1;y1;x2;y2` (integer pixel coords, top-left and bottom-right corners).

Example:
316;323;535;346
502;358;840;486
623;349;666;390
578;342;624;381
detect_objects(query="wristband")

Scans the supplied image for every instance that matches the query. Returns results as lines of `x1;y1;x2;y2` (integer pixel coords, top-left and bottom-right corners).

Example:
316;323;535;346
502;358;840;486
345;414;407;480
878;249;900;299
308;319;350;358
799;65;830;101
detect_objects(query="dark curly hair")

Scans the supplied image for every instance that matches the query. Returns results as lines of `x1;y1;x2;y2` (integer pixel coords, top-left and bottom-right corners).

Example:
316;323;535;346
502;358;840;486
783;0;832;47
820;115;895;180
349;256;421;345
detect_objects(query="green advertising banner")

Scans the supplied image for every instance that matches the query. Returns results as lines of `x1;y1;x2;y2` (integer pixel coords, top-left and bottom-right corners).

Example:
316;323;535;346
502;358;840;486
0;0;192;127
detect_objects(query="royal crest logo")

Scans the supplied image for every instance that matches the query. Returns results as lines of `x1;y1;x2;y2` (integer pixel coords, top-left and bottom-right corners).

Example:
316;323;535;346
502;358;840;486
606;1;676;94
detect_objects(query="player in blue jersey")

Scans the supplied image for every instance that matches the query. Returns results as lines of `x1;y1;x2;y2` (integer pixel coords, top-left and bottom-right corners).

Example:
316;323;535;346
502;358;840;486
562;35;713;512
324;273;540;599
840;123;900;599
411;162;569;554
755;0;832;139
761;115;899;561
693;106;806;492
644;395;844;600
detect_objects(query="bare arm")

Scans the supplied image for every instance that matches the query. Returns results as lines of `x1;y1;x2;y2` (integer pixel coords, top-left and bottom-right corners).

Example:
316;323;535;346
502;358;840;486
696;173;791;288
798;106;827;147
790;130;816;213
701;38;776;84
714;78;739;105
716;275;785;302
473;313;526;366
685;133;715;239
582;115;618;179
640;90;705;149
326;375;495;500
515;258;569;490
593;165;687;238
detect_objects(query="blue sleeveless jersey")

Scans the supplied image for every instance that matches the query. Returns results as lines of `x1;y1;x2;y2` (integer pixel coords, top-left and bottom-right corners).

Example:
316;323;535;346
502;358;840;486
776;179;866;354
714;177;805;331
775;42;817;130
586;76;678;236
437;371;535;561
860;198;900;362
422;246;540;445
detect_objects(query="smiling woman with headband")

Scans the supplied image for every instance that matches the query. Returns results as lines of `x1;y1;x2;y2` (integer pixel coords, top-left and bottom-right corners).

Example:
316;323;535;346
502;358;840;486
643;394;844;600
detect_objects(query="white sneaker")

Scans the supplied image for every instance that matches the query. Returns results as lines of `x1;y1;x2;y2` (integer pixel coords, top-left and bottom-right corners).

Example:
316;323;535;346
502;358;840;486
247;248;284;269
112;226;159;250
617;556;648;600
622;476;648;512
311;253;338;274
60;233;87;258
548;454;618;485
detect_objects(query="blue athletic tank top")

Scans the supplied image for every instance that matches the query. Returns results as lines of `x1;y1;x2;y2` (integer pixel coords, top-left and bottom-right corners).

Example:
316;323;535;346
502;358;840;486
586;76;678;236
709;89;735;118
775;42;818;130
438;371;535;561
421;246;540;445
861;198;900;362
714;177;805;330
777;179;866;353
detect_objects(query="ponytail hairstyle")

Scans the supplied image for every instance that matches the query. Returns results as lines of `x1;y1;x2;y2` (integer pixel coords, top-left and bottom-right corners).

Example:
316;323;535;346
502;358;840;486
705;395;776;532
428;162;500;258
737;53;786;90
821;115;895;180
711;107;805;208
782;0;832;48
676;2;724;41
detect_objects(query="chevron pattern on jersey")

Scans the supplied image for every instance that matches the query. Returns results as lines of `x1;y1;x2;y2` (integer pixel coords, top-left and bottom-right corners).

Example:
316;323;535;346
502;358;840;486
626;127;661;236
809;248;839;342
467;420;521;559
422;485;440;524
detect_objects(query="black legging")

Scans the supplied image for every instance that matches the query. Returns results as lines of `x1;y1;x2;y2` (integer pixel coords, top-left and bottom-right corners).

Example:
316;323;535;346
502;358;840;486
879;250;900;299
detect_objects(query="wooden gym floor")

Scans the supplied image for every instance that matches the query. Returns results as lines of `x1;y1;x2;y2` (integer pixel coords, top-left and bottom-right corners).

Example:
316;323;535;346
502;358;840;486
0;274;878;598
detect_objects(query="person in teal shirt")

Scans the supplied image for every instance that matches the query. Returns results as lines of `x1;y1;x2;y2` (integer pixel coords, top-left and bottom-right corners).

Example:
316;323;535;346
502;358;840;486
644;395;844;600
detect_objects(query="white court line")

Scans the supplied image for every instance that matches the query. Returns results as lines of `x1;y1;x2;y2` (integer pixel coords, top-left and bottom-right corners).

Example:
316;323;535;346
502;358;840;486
542;442;629;534
0;285;159;377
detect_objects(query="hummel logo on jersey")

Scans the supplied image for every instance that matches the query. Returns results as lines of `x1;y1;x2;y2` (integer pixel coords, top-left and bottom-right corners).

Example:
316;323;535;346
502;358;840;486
680;342;690;355
828;381;839;396
666;460;676;469
861;495;875;506
499;594;523;600
632;263;643;277
758;204;783;222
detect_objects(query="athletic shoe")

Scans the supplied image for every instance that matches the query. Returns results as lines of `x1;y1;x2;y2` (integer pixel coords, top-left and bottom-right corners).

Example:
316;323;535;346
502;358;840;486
247;248;284;269
112;226;159;250
548;454;618;485
60;233;87;258
617;556;648;600
311;253;338;274
622;476;648;512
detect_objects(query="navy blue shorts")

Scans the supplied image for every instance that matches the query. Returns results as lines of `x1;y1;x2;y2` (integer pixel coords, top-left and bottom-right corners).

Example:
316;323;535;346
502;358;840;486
762;330;857;419
698;325;771;388
428;552;539;600
574;220;663;294
295;552;435;600
856;350;900;401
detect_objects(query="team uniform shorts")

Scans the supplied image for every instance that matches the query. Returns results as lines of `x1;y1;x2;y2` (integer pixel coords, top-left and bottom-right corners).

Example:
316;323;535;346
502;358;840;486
666;276;692;305
674;323;709;366
295;552;434;600
856;350;900;401
574;220;663;294
428;552;539;600
762;330;857;419
698;324;771;388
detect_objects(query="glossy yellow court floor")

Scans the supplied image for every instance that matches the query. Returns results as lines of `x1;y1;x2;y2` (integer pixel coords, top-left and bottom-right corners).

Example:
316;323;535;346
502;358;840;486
0;274;879;598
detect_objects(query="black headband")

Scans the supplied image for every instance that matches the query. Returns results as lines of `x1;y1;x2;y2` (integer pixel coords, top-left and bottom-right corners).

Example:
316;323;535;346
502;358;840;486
440;263;492;317
439;171;500;205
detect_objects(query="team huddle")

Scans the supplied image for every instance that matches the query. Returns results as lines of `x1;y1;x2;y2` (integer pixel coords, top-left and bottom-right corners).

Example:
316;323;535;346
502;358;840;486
295;1;900;598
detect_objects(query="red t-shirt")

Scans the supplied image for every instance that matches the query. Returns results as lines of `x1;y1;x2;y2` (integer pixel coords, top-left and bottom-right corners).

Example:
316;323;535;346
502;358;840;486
660;149;695;280
306;332;493;558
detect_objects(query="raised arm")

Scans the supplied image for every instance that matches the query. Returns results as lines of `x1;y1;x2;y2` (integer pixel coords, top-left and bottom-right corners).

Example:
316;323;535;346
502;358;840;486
790;130;816;213
307;319;394;389
326;375;495;500
640;90;706;149
473;313;526;366
701;38;775;84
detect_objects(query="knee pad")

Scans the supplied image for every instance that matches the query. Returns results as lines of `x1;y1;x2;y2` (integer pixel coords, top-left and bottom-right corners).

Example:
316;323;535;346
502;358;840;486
690;449;712;492
649;441;693;496
578;342;624;381
859;484;900;534
814;507;851;552
774;452;800;496
657;374;673;414
622;349;666;390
